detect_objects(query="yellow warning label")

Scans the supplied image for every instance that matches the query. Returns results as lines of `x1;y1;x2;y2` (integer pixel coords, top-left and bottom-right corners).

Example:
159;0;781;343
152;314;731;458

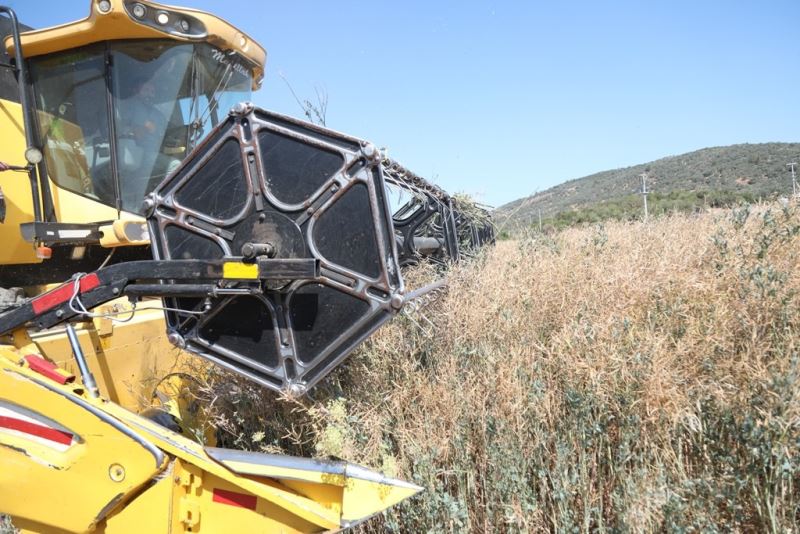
223;262;259;279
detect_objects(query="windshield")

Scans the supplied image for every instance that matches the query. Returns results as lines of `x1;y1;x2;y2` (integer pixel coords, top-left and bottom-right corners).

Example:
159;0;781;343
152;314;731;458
30;40;252;213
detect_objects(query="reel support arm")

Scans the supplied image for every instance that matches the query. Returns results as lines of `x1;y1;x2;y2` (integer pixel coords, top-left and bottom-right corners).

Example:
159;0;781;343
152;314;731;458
0;258;318;336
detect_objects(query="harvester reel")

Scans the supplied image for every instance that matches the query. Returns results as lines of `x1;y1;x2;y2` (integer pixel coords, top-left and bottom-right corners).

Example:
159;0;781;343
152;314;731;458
146;104;404;395
454;211;496;256
383;159;460;266
392;196;459;266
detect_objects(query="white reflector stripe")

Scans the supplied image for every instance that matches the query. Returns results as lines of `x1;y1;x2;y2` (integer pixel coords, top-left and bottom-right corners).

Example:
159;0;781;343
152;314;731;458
58;229;92;239
0;405;76;451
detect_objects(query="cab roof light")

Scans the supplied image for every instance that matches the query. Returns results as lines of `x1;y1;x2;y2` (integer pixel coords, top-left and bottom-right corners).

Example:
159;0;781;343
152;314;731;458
131;3;146;19
123;1;206;39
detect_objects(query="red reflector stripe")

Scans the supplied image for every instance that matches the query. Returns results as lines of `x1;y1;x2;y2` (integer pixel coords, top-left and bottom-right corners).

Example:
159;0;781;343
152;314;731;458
31;273;101;314
212;488;257;510
0;415;73;445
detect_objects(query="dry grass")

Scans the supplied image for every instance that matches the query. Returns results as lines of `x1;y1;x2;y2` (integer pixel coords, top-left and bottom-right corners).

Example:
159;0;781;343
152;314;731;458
201;202;800;532
0;516;13;534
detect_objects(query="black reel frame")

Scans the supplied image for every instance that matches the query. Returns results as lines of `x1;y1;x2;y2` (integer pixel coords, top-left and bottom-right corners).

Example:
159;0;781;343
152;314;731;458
145;104;406;395
382;159;495;266
382;159;459;267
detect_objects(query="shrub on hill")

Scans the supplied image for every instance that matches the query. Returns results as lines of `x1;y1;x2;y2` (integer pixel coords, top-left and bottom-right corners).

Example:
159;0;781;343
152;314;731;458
497;142;800;232
543;189;756;229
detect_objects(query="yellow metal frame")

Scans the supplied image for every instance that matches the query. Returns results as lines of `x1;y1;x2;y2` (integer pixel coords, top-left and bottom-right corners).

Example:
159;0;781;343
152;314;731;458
30;299;190;412
0;344;421;533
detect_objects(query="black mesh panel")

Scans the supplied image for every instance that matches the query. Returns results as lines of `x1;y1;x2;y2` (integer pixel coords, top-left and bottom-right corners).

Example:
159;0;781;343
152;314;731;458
313;183;381;278
259;129;343;205
164;225;224;259
290;284;370;364
199;296;280;369
174;139;248;220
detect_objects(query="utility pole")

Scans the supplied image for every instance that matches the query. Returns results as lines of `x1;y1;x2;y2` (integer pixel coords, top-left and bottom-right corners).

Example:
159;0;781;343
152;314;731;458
640;172;649;222
538;209;542;232
788;162;798;199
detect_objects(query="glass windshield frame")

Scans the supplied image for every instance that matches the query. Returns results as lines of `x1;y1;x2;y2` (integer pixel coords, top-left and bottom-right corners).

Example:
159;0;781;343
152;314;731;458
29;39;253;214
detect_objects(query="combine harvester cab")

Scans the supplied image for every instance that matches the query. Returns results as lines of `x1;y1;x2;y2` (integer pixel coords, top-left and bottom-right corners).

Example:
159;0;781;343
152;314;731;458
0;101;424;531
0;0;493;530
0;1;432;531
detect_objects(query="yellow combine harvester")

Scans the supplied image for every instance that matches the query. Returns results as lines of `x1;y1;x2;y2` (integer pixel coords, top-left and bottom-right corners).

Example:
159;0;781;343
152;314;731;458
0;1;426;531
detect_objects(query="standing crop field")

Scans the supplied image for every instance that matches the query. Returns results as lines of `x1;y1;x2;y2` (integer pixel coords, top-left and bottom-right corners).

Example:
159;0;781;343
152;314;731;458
204;203;800;532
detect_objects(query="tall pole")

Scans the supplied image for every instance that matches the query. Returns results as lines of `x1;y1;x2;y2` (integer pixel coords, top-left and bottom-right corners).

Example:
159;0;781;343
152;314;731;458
788;162;798;199
640;172;649;222
538;209;542;232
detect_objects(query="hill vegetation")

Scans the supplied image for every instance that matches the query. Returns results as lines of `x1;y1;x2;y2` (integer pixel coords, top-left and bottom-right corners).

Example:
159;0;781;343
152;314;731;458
496;143;800;231
199;202;800;532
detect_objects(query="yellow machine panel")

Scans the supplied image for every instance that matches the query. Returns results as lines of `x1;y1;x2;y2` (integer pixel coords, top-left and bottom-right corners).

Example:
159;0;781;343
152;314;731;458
0;99;41;265
0;98;126;265
31;300;189;412
0;350;165;533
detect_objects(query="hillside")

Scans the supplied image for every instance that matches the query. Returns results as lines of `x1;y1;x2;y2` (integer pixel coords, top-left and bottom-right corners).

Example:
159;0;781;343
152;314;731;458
496;142;800;230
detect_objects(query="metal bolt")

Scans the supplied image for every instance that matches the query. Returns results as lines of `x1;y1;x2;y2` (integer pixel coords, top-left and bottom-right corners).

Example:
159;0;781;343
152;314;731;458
131;3;146;18
167;331;185;349
362;142;379;161
241;242;275;259
141;197;155;217
390;294;404;310
55;310;64;318
230;101;254;116
285;382;307;398
109;463;125;482
112;287;120;295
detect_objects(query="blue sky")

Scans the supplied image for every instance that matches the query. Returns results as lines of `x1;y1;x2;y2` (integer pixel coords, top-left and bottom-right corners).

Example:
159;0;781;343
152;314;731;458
10;0;800;207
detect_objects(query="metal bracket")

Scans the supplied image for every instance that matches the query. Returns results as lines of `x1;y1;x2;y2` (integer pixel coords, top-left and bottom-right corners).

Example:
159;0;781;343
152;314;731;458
20;222;104;245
